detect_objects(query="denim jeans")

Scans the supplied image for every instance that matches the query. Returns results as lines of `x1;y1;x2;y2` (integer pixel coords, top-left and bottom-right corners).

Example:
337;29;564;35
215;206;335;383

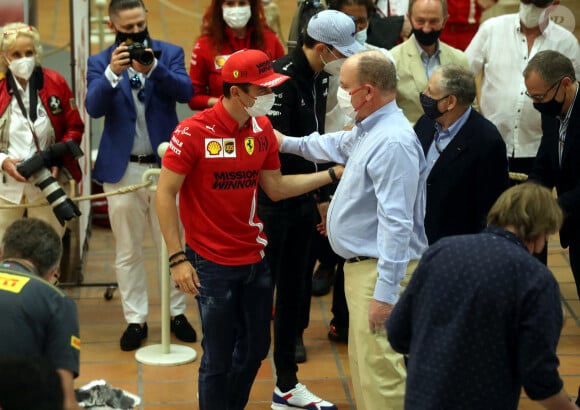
187;247;273;410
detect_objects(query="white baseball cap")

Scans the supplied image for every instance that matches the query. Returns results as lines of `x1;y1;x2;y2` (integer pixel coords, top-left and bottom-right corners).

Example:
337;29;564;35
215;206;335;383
306;10;364;57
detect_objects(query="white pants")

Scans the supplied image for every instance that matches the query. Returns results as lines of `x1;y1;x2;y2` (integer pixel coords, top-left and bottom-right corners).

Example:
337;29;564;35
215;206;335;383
104;162;186;324
0;185;69;240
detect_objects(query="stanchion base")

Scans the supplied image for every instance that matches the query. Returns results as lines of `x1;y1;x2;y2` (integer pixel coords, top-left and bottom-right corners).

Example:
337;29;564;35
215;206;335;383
135;344;197;366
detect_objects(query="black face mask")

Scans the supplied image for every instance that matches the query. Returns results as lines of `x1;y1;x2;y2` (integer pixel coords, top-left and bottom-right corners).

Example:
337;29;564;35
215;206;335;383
420;92;448;120
412;28;441;47
533;81;565;117
115;27;149;45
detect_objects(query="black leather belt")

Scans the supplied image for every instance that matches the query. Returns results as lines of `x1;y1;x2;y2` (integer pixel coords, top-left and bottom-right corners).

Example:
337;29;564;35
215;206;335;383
346;256;373;264
129;154;157;164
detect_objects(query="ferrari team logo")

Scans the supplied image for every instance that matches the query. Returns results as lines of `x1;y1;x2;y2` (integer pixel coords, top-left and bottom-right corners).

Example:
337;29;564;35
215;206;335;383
245;137;254;155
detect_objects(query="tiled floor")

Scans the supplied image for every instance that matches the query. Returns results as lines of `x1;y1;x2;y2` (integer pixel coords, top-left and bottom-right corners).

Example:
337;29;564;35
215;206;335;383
64;224;580;409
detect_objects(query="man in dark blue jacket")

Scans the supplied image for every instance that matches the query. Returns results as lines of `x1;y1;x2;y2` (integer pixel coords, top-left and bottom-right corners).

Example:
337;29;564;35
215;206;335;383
388;183;577;410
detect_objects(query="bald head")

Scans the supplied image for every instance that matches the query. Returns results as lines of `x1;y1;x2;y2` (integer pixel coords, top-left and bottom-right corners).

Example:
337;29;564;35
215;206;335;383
344;50;397;94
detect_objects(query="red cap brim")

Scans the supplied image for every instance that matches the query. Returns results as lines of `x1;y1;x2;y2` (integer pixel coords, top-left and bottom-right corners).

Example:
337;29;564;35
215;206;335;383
251;72;291;88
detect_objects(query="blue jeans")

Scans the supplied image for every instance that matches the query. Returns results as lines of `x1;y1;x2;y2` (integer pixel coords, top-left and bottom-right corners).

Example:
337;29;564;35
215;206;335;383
187;247;273;410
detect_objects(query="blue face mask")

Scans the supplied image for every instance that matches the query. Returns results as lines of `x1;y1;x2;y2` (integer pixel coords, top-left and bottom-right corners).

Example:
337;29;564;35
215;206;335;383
355;28;367;45
419;92;448;120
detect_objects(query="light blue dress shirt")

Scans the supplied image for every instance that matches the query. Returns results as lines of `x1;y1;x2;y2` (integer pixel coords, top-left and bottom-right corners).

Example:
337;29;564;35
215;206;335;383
425;107;472;175
281;101;429;304
413;37;441;80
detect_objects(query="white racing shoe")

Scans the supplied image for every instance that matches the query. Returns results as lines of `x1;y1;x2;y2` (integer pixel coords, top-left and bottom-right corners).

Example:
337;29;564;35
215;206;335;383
271;383;338;410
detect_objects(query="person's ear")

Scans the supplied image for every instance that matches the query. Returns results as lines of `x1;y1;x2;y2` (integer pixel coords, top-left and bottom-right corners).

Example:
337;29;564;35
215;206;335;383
314;43;326;55
446;95;457;111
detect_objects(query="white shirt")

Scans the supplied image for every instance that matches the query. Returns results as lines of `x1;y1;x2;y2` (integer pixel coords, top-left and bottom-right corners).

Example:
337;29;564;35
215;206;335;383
466;14;580;158
105;60;158;156
0;81;52;203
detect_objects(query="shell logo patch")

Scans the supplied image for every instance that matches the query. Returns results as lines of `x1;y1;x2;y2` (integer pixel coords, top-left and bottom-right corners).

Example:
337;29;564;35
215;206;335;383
206;139;222;156
244;137;254;155
0;272;29;293
215;55;228;69
205;138;236;158
71;335;81;351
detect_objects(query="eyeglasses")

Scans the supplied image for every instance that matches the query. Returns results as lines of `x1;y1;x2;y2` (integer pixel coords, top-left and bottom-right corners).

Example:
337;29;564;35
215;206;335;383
3;26;34;38
130;74;146;103
520;0;552;8
525;78;562;102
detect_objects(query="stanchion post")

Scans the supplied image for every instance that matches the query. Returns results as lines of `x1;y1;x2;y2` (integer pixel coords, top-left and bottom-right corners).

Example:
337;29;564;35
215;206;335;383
134;143;197;366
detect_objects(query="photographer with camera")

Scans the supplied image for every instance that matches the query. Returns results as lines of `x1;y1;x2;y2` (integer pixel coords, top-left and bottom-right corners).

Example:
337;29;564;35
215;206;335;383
0;23;84;240
86;0;197;351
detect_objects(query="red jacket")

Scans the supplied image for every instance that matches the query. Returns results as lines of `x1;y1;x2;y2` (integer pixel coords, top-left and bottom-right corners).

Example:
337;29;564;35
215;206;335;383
0;67;84;182
188;27;285;110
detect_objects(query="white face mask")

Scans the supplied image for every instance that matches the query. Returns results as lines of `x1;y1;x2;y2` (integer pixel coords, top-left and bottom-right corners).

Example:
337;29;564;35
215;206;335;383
244;92;275;117
337;86;358;120
355;28;367;45
519;3;544;28
323;58;346;76
8;56;35;81
223;5;252;29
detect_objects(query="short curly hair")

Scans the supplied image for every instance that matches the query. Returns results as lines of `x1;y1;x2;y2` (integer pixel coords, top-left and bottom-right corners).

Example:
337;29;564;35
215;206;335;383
1;218;62;277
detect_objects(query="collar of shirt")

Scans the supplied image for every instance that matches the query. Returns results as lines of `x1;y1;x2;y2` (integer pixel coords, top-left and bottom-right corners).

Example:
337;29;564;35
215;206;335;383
425;107;471;174
413;36;441;79
214;96;252;134
434;106;472;148
483;225;527;251
356;99;399;131
557;82;579;127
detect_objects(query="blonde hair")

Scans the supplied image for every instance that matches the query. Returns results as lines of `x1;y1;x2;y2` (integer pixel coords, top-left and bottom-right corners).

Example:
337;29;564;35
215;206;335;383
0;23;42;75
487;182;563;242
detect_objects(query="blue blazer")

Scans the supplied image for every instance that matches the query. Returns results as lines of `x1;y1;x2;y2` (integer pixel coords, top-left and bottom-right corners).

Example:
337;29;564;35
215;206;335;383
86;39;193;183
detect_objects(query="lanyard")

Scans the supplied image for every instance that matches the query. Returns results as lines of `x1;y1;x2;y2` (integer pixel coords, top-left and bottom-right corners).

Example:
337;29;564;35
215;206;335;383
8;72;42;152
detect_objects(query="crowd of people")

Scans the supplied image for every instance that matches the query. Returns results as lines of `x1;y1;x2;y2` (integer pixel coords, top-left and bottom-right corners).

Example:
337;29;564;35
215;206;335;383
0;0;579;408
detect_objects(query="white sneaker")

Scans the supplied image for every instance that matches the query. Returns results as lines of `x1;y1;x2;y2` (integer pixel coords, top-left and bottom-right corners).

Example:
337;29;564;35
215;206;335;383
271;383;337;410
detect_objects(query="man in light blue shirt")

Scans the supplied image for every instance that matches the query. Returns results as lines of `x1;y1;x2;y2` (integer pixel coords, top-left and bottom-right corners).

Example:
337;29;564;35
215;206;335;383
277;50;428;410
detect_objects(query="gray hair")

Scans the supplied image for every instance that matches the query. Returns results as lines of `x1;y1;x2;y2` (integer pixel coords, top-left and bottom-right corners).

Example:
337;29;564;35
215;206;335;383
1;218;62;277
357;50;397;94
523;50;576;84
434;64;476;106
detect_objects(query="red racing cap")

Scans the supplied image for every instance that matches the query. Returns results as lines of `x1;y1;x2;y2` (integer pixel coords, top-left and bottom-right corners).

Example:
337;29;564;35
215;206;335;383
222;49;290;88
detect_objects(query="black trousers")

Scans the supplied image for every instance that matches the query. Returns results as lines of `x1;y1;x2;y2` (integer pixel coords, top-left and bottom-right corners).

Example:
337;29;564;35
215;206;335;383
509;156;548;265
259;198;318;391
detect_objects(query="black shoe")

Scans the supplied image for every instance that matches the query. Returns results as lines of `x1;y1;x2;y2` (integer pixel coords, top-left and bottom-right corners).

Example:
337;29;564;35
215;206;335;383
120;323;148;351
295;336;307;363
327;320;348;343
171;314;197;342
312;266;335;296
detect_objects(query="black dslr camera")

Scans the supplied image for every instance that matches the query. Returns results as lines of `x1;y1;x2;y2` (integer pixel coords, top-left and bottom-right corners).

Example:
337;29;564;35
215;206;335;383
127;42;154;66
17;140;83;225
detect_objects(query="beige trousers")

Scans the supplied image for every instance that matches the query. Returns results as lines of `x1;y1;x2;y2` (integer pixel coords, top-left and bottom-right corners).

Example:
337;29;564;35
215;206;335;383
344;258;418;410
